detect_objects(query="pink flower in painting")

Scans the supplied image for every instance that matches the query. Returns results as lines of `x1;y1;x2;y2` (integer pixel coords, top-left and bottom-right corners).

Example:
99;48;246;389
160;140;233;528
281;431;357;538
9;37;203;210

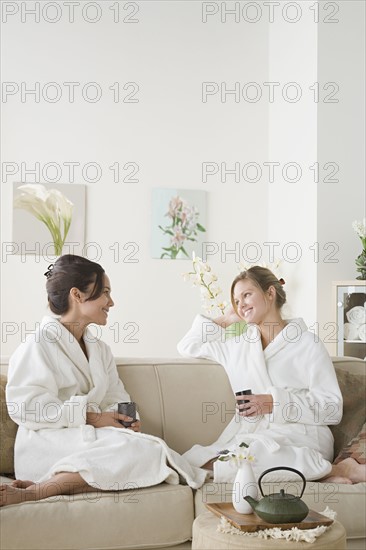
171;226;185;247
168;196;184;218
159;195;206;259
181;205;197;232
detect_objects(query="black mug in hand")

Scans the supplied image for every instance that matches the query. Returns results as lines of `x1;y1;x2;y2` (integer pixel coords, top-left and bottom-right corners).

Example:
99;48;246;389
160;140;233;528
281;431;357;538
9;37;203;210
117;402;137;427
235;389;252;407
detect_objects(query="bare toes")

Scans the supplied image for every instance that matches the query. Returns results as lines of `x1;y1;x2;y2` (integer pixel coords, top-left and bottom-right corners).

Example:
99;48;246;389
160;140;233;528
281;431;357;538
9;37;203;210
11;480;34;489
322;475;352;484
0;486;31;507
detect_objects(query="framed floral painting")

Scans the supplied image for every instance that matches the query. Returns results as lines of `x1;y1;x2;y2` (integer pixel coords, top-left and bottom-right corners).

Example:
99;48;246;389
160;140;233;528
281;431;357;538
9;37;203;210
151;188;206;260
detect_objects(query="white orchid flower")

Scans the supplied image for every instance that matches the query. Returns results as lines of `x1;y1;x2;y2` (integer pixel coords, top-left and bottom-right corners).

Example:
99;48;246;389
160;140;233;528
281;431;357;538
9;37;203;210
183;256;237;317
200;286;210;296
353;219;366;239
217;443;255;467
192;252;203;265
203;272;215;285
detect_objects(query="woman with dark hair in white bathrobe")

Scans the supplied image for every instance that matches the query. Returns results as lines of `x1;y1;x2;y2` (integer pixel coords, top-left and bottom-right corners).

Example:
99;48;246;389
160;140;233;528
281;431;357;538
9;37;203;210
1;255;206;507
178;266;366;485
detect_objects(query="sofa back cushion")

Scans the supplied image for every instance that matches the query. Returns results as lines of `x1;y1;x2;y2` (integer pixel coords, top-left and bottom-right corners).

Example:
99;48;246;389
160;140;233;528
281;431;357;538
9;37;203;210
152;362;233;455
116;363;164;440
117;360;233;455
0;374;18;474
330;358;366;458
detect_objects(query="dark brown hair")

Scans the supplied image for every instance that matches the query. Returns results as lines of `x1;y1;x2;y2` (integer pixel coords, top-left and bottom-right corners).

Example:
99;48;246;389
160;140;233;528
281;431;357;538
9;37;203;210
46;255;105;315
230;266;286;312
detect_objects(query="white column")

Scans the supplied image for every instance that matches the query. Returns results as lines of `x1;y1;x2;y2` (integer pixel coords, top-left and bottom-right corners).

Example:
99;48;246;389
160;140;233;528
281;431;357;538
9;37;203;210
267;3;318;326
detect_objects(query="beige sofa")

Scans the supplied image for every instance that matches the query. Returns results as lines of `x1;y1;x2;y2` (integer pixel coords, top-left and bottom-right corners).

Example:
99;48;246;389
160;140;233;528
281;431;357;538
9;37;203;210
0;357;365;550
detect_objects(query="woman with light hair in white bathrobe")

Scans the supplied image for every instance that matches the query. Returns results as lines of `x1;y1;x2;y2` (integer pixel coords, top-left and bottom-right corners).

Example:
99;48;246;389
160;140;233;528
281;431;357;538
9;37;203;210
1;255;207;507
178;266;366;485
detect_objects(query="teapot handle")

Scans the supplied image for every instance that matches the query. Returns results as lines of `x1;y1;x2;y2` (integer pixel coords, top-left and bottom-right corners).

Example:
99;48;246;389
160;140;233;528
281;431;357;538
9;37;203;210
258;467;306;498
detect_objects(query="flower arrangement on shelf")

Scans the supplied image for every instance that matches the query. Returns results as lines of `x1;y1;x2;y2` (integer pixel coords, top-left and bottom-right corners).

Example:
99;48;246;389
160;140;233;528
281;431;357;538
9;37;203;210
159;196;206;259
217;442;255;468
352;218;366;280
13;184;73;256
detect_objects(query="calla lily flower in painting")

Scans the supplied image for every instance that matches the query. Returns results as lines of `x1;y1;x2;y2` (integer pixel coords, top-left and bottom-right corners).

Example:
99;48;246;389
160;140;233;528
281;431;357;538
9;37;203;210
14;184;74;255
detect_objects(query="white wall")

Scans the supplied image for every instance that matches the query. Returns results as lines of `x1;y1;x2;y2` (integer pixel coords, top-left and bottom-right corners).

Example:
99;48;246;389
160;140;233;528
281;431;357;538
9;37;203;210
1;1;364;359
317;0;366;350
267;5;318;325
1;1;269;357
267;0;366;350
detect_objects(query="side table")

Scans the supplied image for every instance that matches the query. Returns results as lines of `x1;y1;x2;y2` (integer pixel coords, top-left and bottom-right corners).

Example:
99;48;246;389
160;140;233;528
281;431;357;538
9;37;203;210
192;512;347;550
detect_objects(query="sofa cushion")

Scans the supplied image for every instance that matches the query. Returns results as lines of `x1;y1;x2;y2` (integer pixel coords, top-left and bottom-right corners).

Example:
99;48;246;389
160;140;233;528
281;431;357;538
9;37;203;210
116;363;165;440
333;422;366;465
0;375;17;474
0;482;194;550
154;362;233;455
331;360;366;458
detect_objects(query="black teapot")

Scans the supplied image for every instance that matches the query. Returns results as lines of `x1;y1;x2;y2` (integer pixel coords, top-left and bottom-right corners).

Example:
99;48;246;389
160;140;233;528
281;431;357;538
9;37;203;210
244;467;309;524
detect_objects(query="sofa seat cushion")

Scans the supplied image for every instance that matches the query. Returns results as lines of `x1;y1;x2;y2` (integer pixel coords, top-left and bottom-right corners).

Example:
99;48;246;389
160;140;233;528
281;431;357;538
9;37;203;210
0;481;194;550
194;481;366;542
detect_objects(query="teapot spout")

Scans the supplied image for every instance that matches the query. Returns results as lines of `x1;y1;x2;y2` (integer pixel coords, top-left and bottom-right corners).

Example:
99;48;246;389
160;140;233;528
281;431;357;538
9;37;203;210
244;496;258;510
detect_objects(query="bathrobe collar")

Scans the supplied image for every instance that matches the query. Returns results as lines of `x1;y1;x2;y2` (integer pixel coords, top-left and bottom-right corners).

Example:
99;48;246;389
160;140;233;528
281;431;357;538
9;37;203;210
263;317;308;360
40;316;109;402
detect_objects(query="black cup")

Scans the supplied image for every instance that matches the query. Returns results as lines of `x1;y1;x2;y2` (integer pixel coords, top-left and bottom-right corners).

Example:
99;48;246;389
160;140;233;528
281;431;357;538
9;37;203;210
235;389;252;406
117;402;136;427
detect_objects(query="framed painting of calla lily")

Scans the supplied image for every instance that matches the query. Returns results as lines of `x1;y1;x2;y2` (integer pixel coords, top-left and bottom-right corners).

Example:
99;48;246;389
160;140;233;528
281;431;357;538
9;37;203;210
12;182;86;256
151;188;206;260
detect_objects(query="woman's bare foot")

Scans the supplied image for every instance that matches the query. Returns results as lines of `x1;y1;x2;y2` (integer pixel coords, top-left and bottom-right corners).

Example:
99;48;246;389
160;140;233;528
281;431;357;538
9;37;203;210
10;480;34;489
1;472;97;507
320;458;366;484
320;475;352;484
0;485;35;507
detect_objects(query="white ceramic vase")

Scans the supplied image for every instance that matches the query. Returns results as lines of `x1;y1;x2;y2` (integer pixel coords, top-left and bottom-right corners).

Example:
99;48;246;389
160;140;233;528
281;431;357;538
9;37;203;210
232;461;258;514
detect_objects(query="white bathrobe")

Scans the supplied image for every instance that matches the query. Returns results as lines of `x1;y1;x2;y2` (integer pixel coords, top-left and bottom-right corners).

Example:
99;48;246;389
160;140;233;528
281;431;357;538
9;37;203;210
6;316;207;490
177;315;343;482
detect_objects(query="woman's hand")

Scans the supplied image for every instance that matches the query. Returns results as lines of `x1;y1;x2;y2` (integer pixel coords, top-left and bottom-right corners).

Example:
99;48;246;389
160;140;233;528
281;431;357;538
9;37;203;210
86;411;140;431
236;394;273;416
213;305;242;328
128;419;141;432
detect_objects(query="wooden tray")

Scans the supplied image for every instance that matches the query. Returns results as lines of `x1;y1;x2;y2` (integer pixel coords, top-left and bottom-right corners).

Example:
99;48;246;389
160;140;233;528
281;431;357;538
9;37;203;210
205;502;333;532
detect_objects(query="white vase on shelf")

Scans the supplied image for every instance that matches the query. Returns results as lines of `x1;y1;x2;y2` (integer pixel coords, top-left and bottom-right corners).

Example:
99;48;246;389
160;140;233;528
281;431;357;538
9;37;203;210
232;461;258;514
